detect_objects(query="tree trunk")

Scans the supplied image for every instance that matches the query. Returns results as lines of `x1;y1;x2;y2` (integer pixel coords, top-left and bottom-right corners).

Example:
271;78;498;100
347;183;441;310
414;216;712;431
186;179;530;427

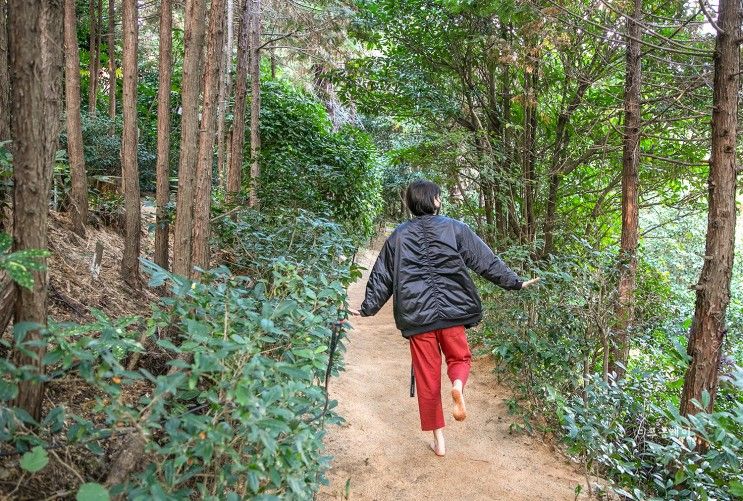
64;0;89;237
154;0;172;270
88;0;99;115
0;273;15;336
119;0;139;287
482;178;495;246
192;0;226;270
216;0;233;190
609;0;642;379
542;173;560;256
94;0;102;108
680;0;740;416
247;0;261;208
172;0;207;278
226;0;249;205
107;0;116;131
0;0;9;142
500;37;519;242
522;59;538;245
10;0;64;422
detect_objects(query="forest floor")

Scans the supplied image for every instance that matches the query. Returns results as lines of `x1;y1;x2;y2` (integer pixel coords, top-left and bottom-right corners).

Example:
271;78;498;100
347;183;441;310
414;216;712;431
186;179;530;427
0;208;162;499
319;246;588;501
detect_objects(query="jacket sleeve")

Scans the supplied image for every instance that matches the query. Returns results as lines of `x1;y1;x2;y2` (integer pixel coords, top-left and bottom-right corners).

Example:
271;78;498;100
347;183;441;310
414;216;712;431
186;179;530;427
458;224;523;290
360;238;394;316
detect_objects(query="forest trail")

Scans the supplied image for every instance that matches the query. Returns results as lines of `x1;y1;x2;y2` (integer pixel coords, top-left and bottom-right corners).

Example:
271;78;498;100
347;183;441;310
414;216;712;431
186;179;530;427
319;247;587;501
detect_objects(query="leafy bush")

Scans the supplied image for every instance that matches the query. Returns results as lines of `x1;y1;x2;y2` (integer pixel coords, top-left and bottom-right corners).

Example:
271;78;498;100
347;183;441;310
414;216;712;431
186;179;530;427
564;373;743;500
1;211;359;499
474;240;742;499
258;79;383;241
59;112;157;192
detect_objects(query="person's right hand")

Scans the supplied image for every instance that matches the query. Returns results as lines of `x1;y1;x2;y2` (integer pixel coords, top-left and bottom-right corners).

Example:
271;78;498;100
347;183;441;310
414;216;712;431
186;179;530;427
348;308;361;317
521;277;541;289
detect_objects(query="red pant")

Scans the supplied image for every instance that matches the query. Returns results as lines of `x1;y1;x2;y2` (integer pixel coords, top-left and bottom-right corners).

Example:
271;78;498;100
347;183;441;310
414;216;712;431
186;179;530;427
409;325;471;431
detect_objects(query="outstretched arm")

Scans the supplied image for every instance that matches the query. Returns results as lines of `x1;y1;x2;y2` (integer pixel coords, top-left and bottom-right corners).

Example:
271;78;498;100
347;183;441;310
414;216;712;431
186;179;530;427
458;225;526;290
359;239;394;316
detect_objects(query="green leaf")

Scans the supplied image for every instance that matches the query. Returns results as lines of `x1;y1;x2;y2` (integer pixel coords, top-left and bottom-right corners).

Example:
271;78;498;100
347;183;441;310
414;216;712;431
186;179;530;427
0;232;12;252
76;483;111;501
0;379;18;401
20;446;48;473
729;481;743;497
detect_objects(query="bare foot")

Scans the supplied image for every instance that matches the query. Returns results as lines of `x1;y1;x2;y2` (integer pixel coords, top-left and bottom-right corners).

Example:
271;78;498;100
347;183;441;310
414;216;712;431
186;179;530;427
451;380;467;421
430;428;445;457
429;442;445;457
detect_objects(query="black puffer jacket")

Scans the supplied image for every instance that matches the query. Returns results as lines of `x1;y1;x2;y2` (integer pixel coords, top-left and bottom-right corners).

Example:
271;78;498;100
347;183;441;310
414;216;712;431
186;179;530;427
360;215;523;338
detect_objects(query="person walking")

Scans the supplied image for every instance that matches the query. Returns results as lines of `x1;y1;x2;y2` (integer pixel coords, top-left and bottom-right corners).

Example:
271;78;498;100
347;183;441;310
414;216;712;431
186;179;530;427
350;180;539;457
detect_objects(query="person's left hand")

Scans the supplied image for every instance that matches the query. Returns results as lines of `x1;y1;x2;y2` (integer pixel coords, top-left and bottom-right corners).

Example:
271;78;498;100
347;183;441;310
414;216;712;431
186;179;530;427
521;277;541;289
348;308;361;317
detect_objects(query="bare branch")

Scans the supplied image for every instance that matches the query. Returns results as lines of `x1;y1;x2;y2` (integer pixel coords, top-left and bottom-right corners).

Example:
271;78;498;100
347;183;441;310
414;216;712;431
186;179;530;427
699;0;724;35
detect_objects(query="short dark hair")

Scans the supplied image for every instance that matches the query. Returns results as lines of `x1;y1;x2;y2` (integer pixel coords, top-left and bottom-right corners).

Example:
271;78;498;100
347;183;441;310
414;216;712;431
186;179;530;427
406;180;441;216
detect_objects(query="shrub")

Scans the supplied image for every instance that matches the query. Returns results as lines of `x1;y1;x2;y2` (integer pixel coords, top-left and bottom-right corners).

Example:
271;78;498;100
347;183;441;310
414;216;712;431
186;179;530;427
1;211;359;499
474;241;742;499
258;79;383;242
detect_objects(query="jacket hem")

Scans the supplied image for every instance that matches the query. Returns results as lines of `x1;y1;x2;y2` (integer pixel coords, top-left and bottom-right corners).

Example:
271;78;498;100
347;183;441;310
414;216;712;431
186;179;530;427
401;313;482;338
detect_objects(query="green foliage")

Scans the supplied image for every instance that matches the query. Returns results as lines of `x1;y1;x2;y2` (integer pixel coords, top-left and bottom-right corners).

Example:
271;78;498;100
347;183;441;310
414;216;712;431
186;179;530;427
76;483;111;501
258;79;383;241
474;238;742;499
59;111;158;192
0;211;356;499
0;232;49;290
20;445;49;473
564;374;743;500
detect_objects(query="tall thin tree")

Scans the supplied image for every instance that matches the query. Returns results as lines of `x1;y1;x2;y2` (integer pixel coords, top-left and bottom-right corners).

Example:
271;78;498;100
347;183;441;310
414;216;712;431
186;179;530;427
88;0;99;114
0;0;9;142
216;0;233;188
173;0;207;277
154;0;173;270
680;0;740;416
64;0;90;237
247;0;261;207
193;0;226;270
610;0;642;379
107;0;116;131
226;0;250;204
10;0;64;421
120;0;140;286
521;54;537;243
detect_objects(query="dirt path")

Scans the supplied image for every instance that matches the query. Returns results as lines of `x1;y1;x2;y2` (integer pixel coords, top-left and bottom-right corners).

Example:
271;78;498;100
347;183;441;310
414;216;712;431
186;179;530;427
319;248;586;501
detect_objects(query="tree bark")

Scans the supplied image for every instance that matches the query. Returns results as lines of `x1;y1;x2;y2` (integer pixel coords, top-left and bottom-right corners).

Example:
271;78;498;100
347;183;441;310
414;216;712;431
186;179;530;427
609;0;642;379
88;0;99;115
0;0;9;142
680;0;739;416
226;0;249;204
216;0;233;190
521;59;537;244
542;174;560;256
10;0;64;422
119;0;139;287
154;0;172;270
482;178;495;246
107;0;116;131
500;39;520;242
0;272;15;336
172;0;207;278
247;0;261;208
95;0;102;108
64;0;90;237
192;0;226;270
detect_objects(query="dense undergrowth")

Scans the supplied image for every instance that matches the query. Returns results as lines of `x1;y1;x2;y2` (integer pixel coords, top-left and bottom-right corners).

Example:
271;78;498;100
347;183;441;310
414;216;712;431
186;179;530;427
472;215;743;500
1;208;359;499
